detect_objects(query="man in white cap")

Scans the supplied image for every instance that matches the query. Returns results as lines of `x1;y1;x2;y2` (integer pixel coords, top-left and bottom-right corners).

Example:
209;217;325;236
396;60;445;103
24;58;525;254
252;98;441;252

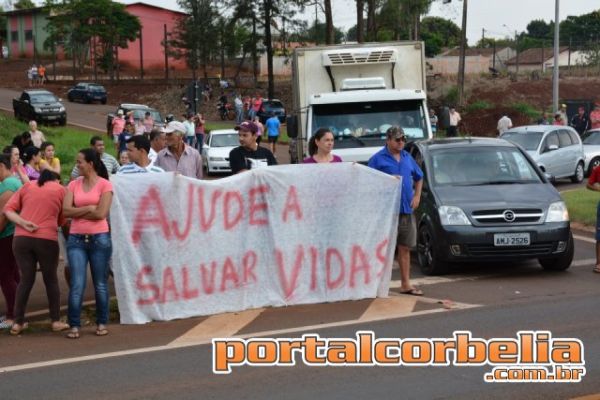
155;120;203;179
559;104;568;126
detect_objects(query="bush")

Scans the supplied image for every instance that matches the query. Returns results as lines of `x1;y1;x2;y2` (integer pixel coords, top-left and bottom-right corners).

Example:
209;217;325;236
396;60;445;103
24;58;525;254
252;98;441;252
444;86;459;106
511;102;539;120
465;100;492;113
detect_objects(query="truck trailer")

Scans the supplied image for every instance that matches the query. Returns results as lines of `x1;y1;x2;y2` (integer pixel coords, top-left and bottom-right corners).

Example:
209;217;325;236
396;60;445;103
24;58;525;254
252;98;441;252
287;41;432;163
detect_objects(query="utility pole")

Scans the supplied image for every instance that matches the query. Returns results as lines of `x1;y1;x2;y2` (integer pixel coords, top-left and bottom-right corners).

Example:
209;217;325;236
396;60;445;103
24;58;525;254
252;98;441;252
552;0;560;113
457;0;468;107
481;28;485;47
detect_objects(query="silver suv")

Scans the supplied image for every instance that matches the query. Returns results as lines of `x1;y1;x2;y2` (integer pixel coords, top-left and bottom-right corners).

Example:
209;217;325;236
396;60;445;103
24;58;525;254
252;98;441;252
500;125;585;183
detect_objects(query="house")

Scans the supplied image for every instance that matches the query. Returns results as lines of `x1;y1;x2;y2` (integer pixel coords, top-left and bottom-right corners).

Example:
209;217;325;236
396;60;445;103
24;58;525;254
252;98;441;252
504;46;586;72
3;6;50;59
2;2;187;70
427;46;516;76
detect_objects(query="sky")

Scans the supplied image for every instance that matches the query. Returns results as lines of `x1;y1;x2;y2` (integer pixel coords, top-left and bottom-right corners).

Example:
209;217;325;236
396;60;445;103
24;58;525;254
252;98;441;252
30;0;600;46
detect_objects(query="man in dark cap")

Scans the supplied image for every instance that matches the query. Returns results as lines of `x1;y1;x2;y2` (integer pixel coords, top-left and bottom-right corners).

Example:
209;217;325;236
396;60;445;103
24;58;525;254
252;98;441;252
229;121;277;174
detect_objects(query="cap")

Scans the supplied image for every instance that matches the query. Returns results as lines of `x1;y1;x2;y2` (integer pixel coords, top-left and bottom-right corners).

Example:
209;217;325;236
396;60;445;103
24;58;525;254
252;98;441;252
235;121;259;134
561;103;567;108
117;109;124;115
164;121;186;134
386;126;406;140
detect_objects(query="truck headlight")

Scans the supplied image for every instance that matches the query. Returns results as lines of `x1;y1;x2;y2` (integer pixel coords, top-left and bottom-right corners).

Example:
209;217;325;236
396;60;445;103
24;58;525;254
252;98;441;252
545;201;569;222
438;206;471;226
34;107;42;113
59;106;65;112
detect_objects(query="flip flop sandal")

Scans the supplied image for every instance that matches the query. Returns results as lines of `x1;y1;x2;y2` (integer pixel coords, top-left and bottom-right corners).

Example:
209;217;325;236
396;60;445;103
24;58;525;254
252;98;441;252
399;288;424;296
66;328;80;339
96;327;109;336
593;265;600;273
52;322;70;332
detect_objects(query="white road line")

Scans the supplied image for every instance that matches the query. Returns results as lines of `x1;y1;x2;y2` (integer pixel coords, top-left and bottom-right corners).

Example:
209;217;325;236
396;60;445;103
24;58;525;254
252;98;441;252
574;234;596;244
0;296;479;374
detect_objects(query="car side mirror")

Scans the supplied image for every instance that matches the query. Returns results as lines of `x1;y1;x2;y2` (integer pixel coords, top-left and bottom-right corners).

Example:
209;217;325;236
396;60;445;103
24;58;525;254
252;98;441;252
286;115;298;139
58;98;63;102
24;99;29;104
544;172;555;182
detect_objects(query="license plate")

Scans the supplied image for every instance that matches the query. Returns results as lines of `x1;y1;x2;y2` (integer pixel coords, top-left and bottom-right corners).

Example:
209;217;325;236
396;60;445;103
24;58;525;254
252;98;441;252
494;233;530;246
46;115;57;120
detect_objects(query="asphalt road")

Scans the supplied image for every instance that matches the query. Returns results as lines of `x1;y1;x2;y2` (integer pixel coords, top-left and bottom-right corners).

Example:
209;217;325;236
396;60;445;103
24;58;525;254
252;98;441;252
1;86;598;399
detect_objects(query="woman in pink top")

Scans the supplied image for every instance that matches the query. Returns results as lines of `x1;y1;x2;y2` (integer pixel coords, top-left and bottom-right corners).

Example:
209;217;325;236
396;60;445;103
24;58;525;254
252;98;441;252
4;170;69;335
62;148;113;339
303;128;343;164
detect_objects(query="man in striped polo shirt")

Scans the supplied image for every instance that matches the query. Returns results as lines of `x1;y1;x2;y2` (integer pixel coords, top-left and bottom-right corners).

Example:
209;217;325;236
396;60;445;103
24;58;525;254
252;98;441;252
118;136;164;174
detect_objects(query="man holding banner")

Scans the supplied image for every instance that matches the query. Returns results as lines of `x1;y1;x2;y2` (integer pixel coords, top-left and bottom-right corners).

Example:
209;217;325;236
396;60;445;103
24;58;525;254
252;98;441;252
229;121;277;174
368;126;424;296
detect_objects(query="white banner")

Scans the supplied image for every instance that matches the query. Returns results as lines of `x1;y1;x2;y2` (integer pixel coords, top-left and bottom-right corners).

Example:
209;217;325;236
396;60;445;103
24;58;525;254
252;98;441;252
110;164;401;324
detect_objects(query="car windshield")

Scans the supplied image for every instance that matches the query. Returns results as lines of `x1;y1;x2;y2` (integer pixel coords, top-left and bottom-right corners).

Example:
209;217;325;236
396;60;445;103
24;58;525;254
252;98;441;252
311;100;427;149
89;85;105;92
583;131;600;145
131;109;163;123
500;131;543;151
210;134;239;147
30;94;57;103
429;146;543;186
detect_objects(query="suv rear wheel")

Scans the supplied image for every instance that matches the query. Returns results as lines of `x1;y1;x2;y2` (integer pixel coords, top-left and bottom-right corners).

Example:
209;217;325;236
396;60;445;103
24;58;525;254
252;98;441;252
571;162;584;183
417;224;450;275
538;232;574;271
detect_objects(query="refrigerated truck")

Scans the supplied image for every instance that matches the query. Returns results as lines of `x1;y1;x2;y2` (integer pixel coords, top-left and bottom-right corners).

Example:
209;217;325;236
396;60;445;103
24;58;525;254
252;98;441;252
287;41;432;163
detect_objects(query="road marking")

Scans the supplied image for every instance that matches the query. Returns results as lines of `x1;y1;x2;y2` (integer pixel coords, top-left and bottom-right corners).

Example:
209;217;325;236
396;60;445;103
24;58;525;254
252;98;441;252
0;296;479;374
574;234;595;244
571;258;595;267
169;308;264;346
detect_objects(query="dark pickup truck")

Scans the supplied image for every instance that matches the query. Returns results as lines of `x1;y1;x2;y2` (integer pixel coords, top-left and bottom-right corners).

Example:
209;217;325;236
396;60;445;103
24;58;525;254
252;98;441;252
13;89;67;126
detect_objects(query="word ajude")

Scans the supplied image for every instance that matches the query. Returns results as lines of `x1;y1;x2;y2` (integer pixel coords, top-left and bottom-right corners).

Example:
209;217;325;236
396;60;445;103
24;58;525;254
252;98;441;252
110;164;401;324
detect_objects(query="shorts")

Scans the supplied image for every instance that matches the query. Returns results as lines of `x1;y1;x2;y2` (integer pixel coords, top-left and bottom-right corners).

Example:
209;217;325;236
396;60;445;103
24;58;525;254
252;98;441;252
268;135;279;144
596;202;600;241
397;214;417;248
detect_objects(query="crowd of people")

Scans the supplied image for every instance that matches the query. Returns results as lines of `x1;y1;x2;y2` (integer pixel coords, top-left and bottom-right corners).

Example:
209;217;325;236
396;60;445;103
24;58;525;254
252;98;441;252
0;101;430;338
27;64;46;87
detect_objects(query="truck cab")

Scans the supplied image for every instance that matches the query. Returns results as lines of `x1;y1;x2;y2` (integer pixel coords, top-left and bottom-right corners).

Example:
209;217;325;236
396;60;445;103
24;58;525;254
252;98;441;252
288;42;431;163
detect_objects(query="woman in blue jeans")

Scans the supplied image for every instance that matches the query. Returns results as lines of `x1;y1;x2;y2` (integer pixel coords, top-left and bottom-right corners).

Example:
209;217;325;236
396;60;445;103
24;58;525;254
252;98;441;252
62;148;113;339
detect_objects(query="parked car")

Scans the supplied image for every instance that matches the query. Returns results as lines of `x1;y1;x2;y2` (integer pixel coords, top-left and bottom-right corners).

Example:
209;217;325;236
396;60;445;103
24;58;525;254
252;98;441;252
581;128;600;176
12;89;66;126
406;137;573;276
257;99;286;124
67;82;107;104
201;129;239;174
106;103;164;135
500;125;585;183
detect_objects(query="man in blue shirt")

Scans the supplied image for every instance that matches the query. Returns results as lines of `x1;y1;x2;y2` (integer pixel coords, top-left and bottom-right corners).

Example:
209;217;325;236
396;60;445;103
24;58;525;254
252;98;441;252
368;126;424;296
265;112;281;154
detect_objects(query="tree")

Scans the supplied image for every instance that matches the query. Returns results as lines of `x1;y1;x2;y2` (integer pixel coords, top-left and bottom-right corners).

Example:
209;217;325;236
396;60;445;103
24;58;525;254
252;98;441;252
560;10;600;46
44;0;141;79
420;17;460;47
13;0;35;9
291;20;344;44
356;0;364;43
170;0;220;79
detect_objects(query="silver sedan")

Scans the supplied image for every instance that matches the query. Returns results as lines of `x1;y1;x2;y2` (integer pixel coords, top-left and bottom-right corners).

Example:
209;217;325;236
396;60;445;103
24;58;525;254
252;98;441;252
583;129;600;176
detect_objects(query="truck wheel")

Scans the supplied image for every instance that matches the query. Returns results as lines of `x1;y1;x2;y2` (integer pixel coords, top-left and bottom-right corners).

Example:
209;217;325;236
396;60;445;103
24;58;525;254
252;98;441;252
539;232;573;271
59;118;67;126
417;223;450;275
101;99;107;105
